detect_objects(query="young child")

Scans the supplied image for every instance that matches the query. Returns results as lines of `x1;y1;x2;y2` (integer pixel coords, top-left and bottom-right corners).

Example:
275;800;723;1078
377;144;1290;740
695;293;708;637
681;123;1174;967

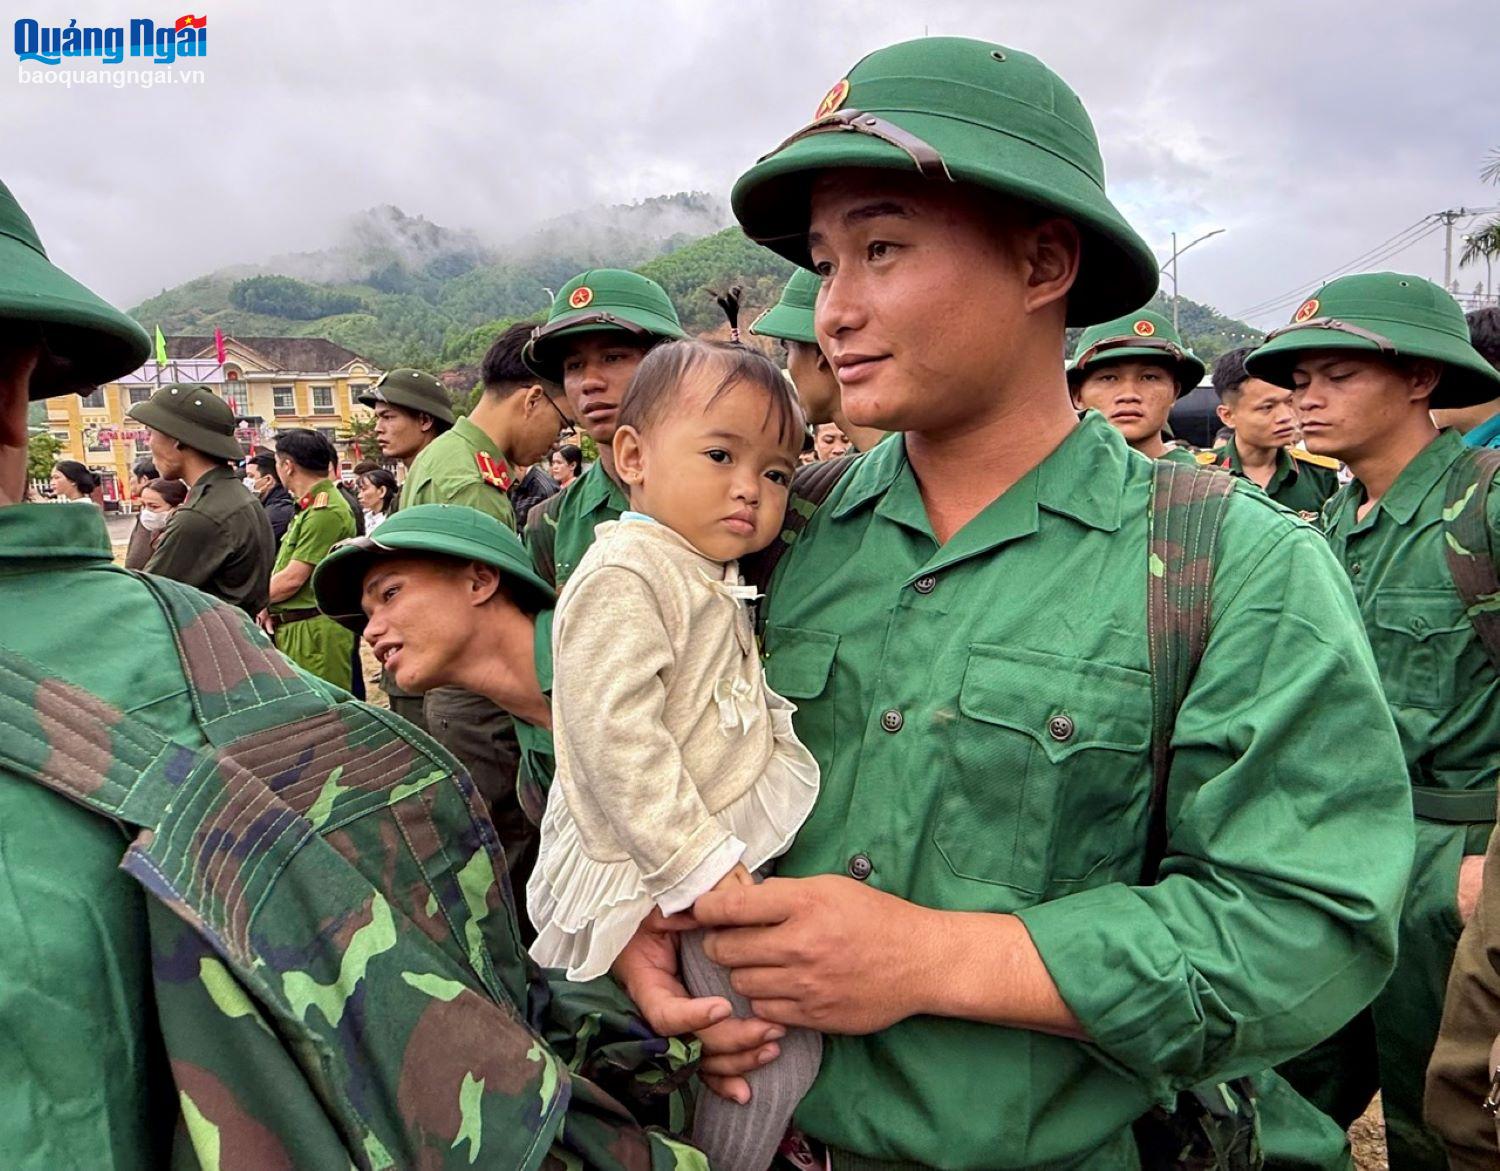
528;339;821;1171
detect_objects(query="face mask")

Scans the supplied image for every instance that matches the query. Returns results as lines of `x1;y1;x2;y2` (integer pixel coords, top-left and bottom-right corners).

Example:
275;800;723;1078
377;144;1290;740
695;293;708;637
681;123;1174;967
139;507;171;532
243;475;260;493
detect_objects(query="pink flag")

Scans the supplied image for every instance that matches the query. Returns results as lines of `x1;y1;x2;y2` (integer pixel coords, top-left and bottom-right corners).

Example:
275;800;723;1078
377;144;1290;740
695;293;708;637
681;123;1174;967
214;328;226;364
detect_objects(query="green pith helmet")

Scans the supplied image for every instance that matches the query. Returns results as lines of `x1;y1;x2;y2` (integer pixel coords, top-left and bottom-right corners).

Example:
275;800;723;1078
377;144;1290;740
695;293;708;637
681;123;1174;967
0;179;150;400
357;367;455;426
1246;272;1500;409
731;37;1158;326
1067;308;1206;397
126;383;244;463
522;269;685;383
750;268;820;345
313;503;555;631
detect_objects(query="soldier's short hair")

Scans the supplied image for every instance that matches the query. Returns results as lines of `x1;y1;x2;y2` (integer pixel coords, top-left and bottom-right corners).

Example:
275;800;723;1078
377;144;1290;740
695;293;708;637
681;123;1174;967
1468;308;1500;370
618;338;805;450
481;321;550;396
275;428;338;475
1212;346;1258;401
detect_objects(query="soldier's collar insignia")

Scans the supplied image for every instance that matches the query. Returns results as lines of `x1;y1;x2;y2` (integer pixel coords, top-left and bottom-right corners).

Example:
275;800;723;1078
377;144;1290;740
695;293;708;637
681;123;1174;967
1294;297;1320;323
475;451;512;491
569;286;594;309
815;78;850;119
1132;319;1155;337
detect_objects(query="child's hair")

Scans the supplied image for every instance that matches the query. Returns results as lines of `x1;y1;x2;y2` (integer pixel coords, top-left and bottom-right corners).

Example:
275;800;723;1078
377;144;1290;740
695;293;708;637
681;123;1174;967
617;338;805;449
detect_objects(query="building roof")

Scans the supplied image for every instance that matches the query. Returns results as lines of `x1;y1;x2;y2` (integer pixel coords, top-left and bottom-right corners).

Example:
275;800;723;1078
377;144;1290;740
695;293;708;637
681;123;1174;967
166;335;374;373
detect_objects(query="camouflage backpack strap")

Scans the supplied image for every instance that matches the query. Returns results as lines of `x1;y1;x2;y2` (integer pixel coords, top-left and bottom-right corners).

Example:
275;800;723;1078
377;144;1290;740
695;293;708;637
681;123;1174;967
1443;445;1500;674
744;454;857;637
1142;460;1235;884
1134;461;1261;1171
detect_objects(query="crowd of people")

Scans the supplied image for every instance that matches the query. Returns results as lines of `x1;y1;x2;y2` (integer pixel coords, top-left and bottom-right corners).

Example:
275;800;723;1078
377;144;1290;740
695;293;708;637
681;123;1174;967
7;32;1500;1171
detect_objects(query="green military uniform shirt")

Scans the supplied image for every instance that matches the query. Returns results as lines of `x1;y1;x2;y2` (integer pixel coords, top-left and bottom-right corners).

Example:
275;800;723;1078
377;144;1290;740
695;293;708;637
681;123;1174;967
761;413;1413;1167
1213;440;1342;517
1156;444;1203;466
143;463;274;617
524;459;629;590
400;415;516;529
271;480;356;688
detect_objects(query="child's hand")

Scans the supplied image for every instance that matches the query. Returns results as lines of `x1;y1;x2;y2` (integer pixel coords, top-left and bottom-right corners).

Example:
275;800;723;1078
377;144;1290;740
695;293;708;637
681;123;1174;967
710;863;755;893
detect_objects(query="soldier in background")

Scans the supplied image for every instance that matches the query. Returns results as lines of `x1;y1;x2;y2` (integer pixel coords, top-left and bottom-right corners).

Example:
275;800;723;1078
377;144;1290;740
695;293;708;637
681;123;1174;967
1432;307;1500;448
358;367;453;471
129;383;274;616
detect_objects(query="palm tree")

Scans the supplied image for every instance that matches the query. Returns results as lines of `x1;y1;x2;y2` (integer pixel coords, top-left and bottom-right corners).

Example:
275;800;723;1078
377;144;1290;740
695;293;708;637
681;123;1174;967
1460;149;1500;268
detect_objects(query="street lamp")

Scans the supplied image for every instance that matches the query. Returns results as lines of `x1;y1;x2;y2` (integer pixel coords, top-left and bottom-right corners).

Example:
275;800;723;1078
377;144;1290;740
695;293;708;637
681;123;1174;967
1160;229;1225;335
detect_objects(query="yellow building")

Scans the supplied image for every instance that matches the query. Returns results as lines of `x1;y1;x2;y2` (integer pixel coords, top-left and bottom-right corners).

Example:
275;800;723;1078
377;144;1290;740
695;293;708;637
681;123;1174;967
45;335;381;506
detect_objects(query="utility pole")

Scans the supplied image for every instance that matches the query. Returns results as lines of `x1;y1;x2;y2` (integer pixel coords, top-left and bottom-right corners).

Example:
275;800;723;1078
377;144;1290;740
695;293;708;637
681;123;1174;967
1161;228;1225;334
1439;208;1476;290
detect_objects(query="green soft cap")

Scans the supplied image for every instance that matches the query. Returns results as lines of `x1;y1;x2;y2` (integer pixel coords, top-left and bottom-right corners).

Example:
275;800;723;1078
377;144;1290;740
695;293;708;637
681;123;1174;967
357;367;455;425
1246;272;1500;409
313;503;556;631
0;179;151;400
126;383;245;462
731;37;1158;327
1067;308;1206;397
522;269;685;382
749;268;819;344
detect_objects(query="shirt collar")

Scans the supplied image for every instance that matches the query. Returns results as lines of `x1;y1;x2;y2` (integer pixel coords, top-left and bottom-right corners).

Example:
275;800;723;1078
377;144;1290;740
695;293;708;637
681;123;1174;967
0;503;114;567
1465;414;1500;449
576;460;629;515
1362;429;1465;525
297;478;335;511
833;412;1125;535
454;415;506;468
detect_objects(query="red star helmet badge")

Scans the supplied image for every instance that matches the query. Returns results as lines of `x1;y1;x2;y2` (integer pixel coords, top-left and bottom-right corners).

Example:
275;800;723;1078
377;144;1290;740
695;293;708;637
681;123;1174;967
569;286;594;309
475;452;512;491
1133;319;1156;337
815;78;850;119
1294;297;1320;323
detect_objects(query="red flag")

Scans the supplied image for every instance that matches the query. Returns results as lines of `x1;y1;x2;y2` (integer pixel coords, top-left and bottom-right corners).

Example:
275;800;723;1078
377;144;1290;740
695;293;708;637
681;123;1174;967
352;441;363;461
214;328;226;364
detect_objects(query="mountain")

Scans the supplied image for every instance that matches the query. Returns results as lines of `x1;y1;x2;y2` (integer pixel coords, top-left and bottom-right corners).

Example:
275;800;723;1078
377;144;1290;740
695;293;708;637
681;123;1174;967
130;196;1258;383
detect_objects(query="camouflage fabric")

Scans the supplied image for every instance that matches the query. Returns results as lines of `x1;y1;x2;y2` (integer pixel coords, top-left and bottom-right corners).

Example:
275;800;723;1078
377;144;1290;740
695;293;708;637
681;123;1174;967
1443;445;1500;674
0;569;702;1171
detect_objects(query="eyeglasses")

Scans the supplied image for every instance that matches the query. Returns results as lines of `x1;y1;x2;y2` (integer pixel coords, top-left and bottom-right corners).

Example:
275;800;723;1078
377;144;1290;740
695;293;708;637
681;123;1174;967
544;392;572;429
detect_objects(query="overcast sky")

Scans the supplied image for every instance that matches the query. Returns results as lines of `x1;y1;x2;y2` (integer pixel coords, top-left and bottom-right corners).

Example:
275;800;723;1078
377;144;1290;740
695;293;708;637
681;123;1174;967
6;0;1497;329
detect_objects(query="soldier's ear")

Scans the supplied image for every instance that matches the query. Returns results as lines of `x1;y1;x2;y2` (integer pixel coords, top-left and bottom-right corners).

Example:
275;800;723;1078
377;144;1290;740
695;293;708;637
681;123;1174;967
466;561;501;606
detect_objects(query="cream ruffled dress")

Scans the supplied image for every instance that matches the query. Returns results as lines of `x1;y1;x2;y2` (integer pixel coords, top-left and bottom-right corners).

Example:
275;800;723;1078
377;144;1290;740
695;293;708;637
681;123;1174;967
527;516;820;982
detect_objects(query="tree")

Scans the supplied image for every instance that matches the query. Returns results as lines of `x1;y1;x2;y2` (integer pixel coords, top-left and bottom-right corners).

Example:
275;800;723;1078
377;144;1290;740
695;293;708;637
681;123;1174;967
27;432;63;484
338;413;379;461
1460;149;1500;269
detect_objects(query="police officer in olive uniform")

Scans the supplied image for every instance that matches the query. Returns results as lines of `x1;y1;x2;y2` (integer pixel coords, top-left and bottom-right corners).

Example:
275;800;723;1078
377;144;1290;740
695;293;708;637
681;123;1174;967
1246;272;1500;1169
357;366;454;471
521;269;685;591
129;383;274;616
1208;344;1341;517
601;38;1412;1168
1068;307;1207;464
358;367;453;727
265;428;357;689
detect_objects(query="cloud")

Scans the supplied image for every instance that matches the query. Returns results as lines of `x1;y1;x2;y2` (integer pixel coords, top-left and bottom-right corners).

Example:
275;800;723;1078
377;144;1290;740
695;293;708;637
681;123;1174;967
5;0;1497;325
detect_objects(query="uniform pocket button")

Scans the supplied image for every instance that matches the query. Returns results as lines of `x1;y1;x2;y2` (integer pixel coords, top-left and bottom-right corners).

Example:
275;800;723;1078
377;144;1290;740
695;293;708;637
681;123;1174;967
913;575;937;595
1047;714;1075;742
848;853;873;880
881;709;904;733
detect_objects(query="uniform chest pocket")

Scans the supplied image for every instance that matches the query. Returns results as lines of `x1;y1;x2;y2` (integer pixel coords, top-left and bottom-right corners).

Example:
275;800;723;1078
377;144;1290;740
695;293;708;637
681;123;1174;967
1371;588;1470;711
936;644;1152;895
764;627;839;746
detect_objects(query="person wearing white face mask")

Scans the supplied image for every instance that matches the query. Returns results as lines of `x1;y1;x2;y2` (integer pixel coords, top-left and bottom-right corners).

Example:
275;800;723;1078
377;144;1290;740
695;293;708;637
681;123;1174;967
137;477;187;552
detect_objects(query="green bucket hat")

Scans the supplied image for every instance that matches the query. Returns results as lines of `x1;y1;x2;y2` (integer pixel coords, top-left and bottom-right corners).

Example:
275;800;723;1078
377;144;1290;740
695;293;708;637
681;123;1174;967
522;269;685;382
313;503;555;631
357;367;455;426
0;180;151;400
730;37;1158;327
1246;272;1500;409
126;383;245;463
1067;308;1205;397
749;268;820;345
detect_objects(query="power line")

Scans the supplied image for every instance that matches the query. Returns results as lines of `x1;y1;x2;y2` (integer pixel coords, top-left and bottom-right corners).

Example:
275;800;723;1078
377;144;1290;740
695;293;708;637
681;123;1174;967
1230;215;1437;320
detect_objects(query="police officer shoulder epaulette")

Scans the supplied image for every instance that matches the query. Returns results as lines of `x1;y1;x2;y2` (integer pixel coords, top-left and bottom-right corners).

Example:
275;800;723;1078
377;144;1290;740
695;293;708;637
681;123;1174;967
1194;450;1219;467
311;491;329;509
1289;448;1341;470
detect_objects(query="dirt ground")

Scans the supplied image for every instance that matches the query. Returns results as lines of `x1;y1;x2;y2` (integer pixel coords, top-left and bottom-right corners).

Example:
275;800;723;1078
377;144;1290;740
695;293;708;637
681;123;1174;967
1351;1098;1387;1171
